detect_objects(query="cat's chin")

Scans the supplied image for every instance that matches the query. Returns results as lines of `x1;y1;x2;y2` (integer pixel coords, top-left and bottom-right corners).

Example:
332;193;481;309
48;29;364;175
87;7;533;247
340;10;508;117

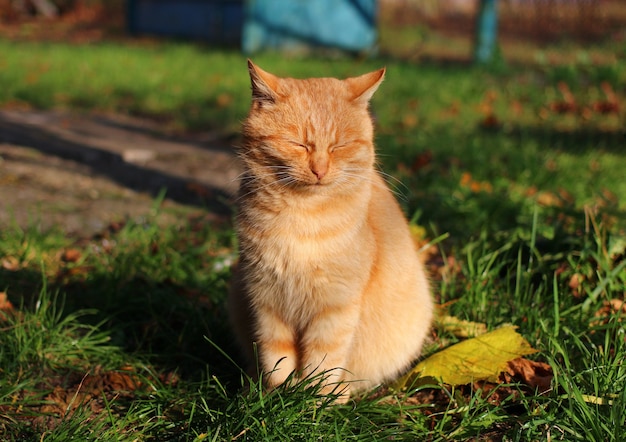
295;175;362;192
289;176;331;188
298;182;328;190
287;180;336;196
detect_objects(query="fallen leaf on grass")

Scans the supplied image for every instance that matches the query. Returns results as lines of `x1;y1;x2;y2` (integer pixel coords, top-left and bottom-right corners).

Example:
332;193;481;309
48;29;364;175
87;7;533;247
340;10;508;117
35;367;144;430
536;191;562;207
61;248;82;263
459;172;493;194
1;256;20;271
394;326;537;390
0;292;13;311
504;358;553;394
436;314;487;338
591;299;626;327
568;273;585;297
0;291;20;322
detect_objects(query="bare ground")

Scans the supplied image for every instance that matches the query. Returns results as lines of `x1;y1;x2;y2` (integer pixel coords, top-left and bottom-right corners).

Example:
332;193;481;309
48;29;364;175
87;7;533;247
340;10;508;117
0;109;241;236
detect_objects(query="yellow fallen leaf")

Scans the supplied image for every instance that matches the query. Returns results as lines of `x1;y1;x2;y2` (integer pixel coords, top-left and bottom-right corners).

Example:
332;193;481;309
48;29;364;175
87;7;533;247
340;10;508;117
436;314;487;338
561;393;617;406
394;325;537;390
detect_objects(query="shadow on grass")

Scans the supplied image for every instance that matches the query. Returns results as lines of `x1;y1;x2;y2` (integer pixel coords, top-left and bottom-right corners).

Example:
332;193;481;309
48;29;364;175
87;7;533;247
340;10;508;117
0;258;243;386
506;125;626;154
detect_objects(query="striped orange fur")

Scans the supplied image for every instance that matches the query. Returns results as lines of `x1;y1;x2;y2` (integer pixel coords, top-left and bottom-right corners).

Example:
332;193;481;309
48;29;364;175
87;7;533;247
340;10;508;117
228;61;433;401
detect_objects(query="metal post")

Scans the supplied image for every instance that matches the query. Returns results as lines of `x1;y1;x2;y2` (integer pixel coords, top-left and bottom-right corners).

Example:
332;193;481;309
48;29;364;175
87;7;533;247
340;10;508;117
474;0;499;64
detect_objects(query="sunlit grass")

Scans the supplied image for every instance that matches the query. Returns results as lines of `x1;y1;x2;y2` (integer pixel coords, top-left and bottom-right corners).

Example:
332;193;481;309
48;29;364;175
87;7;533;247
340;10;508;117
1;209;624;440
0;36;625;440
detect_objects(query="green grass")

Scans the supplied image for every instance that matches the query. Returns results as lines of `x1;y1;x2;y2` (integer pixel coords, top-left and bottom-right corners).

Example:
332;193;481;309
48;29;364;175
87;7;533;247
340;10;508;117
1;212;624;440
1;36;625;440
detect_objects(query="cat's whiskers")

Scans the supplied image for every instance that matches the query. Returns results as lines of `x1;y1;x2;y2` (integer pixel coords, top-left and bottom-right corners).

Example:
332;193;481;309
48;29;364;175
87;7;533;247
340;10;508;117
340;167;407;200
234;163;291;175
236;171;300;202
236;165;405;203
234;165;293;185
375;170;410;201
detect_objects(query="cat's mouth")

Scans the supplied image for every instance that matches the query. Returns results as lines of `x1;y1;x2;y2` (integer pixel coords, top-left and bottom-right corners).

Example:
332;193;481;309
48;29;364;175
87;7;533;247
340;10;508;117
310;174;333;187
294;176;330;189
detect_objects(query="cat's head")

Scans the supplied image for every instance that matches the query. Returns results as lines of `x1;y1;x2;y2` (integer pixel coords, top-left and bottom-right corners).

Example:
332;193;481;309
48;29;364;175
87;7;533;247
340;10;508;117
241;60;385;193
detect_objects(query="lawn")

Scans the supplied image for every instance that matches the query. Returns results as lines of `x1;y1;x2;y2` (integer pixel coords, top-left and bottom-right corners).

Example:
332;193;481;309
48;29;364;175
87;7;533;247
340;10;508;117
0;30;625;441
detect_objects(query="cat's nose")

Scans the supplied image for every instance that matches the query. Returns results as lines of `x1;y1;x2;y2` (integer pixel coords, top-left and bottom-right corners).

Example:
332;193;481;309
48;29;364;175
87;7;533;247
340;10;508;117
312;168;326;180
310;159;328;181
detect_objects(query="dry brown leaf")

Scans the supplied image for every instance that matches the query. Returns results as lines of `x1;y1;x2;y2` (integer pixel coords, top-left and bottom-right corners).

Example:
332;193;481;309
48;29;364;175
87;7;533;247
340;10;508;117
0;292;13;311
1;256;20;271
568;273;585;298
607;299;626;313
62;248;82;263
36;368;144;430
85;370;142;395
0;291;18;322
504;358;553;394
459;172;493;194
536;191;562;207
591;299;626;327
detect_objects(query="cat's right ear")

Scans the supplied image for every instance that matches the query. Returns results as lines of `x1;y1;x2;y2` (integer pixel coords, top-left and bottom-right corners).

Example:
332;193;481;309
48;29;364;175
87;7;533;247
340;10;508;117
248;60;280;105
346;67;386;106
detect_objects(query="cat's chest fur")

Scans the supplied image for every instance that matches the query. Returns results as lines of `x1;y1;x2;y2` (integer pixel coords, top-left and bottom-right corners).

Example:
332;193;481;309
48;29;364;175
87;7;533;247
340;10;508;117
238;186;375;321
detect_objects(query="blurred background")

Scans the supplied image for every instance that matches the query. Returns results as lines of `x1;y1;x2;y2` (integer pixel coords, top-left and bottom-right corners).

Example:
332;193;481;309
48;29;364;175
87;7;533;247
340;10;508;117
1;0;624;61
0;0;624;237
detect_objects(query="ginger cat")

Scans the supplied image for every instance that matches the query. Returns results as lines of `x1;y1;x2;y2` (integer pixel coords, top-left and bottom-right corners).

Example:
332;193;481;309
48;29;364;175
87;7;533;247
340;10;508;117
228;60;433;401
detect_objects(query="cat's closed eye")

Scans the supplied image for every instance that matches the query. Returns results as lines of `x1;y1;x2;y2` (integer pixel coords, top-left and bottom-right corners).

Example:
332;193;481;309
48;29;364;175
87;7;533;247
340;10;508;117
329;142;350;152
286;140;309;151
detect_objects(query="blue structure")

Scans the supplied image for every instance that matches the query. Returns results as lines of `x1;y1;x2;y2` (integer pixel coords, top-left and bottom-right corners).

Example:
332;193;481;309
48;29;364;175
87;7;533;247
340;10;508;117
126;0;377;53
242;0;377;54
127;0;245;45
474;0;499;63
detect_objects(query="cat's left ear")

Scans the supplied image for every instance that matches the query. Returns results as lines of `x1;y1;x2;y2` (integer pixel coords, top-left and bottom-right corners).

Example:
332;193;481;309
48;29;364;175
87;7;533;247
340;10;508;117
346;68;386;106
248;59;280;104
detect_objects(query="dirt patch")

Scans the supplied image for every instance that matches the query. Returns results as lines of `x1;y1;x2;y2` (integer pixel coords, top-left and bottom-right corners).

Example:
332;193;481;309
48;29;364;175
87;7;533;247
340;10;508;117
0;109;241;236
